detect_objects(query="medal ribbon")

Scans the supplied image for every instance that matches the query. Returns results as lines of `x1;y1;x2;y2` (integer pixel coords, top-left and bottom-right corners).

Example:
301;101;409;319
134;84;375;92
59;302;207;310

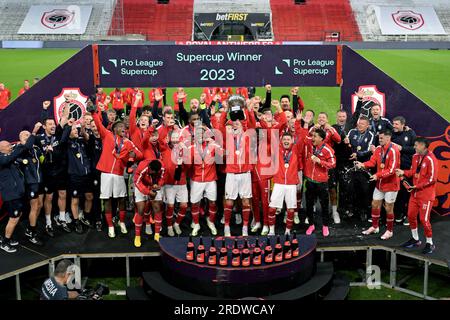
152;144;160;159
381;143;392;166
283;150;293;164
416;151;428;175
313;144;326;157
234;134;242;154
113;135;124;155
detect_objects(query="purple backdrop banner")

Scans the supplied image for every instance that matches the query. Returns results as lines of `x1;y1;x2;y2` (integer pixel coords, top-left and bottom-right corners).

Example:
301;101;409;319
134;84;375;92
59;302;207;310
0;46;95;142
341;46;449;215
97;44;338;87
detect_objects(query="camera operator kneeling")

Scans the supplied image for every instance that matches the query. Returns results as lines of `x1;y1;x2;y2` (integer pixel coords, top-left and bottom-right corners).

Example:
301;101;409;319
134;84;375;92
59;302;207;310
40;259;79;300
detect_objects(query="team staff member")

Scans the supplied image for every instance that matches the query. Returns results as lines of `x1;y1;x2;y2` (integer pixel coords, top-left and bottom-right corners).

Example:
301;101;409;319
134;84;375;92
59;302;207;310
38;101;71;235
330;110;353;223
346;116;375;221
357;130;400;240
17;125;45;245
302;113;336;237
396;137;438;254
92;107;142;238
0;136;34;253
391;116;416;224
66;121;94;234
86;118;103;231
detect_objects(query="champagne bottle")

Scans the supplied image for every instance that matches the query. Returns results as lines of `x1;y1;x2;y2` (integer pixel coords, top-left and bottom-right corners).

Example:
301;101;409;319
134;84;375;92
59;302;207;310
186;235;195;261
264;237;273;264
219;238;228;266
283;234;292;260
274;235;283;262
252;238;262;266
196;236;205;264
208;238;217;266
292;231;299;257
231;239;241;267
242;239;251;267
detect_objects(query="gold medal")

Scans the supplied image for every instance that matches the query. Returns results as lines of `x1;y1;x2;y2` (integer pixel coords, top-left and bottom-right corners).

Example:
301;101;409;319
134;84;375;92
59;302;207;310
284;163;289;168
32;158;37;163
76;153;81;158
357;146;361;151
380;163;385;169
22;159;28;165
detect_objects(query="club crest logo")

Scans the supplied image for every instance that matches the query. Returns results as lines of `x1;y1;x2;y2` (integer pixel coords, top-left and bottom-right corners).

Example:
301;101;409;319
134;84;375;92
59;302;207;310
392;10;424;30
351;85;386;117
41;9;75;29
53;88;87;125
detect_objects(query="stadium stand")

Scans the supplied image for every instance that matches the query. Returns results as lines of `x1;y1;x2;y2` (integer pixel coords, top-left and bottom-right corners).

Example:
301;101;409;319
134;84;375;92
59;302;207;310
270;0;362;41
110;0;194;41
350;0;450;41
193;0;271;14
0;0;115;40
192;0;273;41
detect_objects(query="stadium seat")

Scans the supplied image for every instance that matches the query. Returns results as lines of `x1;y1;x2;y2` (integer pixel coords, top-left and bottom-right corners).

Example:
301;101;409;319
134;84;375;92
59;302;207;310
110;0;194;41
270;0;362;41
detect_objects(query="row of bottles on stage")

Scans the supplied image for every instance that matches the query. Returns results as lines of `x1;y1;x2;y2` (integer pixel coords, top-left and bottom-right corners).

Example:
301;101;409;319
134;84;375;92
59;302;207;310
186;233;300;267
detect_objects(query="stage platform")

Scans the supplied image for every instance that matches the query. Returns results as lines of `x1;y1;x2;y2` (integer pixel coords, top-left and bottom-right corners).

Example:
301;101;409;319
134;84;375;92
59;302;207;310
0;213;449;299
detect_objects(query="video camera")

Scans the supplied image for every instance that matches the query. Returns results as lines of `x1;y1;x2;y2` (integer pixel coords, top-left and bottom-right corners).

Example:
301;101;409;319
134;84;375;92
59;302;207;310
77;283;110;300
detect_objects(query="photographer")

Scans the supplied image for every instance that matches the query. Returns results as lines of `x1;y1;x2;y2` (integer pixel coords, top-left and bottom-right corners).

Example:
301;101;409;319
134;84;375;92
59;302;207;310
40;259;79;300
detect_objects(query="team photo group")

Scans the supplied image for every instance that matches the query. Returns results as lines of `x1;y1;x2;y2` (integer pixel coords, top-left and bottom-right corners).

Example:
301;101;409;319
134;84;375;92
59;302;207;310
0;85;438;255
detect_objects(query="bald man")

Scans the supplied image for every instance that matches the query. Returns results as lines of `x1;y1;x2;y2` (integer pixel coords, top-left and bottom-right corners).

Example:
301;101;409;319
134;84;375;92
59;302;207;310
0;137;33;253
17;124;46;245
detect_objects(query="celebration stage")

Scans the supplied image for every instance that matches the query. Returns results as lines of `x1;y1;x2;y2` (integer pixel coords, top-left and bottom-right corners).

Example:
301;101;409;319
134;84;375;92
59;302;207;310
0;213;449;300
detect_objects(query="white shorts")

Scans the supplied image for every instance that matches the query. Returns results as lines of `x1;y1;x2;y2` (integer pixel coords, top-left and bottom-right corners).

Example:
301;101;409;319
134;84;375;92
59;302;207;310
373;187;398;203
225;172;252;200
135;186;163;203
163;184;189;204
190;180;217;203
100;173;127;199
269;184;297;209
296;171;303;192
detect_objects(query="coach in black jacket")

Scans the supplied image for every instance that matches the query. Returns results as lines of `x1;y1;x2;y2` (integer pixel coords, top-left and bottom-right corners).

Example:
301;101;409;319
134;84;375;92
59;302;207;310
17;125;45;245
0;138;33;253
67;120;94;234
392;116;417;224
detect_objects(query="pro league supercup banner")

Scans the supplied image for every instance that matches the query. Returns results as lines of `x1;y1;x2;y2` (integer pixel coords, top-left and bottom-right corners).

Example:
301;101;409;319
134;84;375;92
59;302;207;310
98;45;338;87
0;44;447;215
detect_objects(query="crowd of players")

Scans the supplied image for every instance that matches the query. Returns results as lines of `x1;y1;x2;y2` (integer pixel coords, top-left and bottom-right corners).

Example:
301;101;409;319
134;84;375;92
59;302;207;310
0;85;438;255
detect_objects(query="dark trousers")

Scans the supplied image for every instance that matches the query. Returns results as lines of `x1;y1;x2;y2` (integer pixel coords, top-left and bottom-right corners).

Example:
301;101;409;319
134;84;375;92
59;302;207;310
336;164;353;213
91;171;102;222
394;186;409;220
350;171;371;216
305;180;330;227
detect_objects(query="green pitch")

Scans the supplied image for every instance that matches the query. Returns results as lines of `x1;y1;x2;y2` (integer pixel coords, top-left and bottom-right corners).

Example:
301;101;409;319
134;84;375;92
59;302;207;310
0;48;449;121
